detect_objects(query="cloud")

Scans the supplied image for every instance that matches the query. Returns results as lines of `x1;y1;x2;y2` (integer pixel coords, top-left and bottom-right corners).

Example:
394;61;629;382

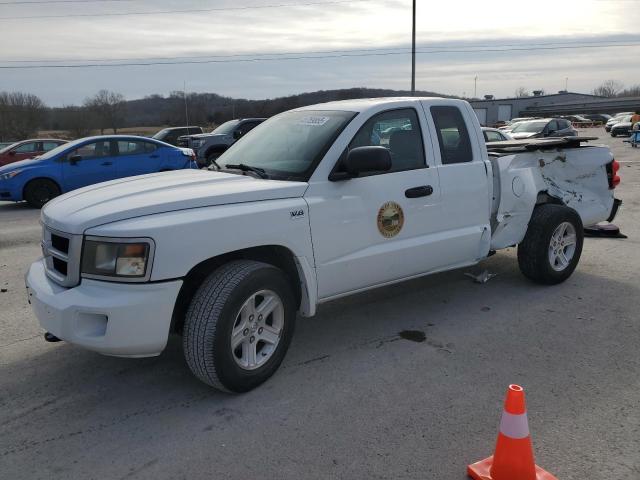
0;0;637;105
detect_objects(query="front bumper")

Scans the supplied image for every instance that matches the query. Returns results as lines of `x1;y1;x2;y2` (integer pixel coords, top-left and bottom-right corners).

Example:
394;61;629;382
0;182;21;201
25;259;182;357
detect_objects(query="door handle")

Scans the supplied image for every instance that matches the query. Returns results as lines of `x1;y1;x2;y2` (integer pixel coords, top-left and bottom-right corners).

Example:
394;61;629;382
101;161;113;166
405;185;433;198
150;155;159;158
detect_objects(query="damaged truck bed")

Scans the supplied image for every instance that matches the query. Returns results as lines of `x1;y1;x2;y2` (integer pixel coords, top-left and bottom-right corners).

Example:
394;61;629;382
487;137;617;249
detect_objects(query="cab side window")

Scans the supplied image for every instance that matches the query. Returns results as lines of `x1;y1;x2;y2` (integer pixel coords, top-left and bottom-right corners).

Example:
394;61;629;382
13;142;38;153
430;106;473;164
236;121;261;137
68;140;112;160
348;108;425;173
42;141;62;151
117;140;148;156
484;130;504;142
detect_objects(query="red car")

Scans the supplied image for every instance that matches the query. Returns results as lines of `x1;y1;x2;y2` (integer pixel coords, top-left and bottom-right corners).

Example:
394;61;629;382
0;139;67;167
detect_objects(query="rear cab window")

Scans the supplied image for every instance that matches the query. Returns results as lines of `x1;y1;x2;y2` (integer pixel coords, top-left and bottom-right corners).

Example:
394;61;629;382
430;106;473;164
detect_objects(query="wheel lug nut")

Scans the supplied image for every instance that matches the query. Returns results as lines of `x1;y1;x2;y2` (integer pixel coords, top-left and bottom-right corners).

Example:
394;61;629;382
243;328;249;336
250;336;255;343
258;327;263;334
258;315;263;321
249;315;254;321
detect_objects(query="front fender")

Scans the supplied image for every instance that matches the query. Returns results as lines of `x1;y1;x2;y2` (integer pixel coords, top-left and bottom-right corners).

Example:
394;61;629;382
84;198;317;310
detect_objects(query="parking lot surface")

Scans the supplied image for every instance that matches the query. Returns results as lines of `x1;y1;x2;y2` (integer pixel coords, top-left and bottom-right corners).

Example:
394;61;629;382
1;129;638;479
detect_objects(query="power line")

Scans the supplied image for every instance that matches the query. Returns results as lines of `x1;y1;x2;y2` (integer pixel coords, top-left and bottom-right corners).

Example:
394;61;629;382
0;0;135;4
1;42;639;69
0;0;372;20
3;38;639;64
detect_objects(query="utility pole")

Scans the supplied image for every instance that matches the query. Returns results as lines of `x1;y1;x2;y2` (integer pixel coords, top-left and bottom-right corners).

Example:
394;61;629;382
565;77;569;91
411;0;416;95
183;80;190;126
474;76;478;98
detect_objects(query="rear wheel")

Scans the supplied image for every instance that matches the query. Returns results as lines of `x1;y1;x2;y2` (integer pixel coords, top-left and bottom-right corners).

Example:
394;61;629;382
183;260;296;393
24;179;60;208
517;204;584;285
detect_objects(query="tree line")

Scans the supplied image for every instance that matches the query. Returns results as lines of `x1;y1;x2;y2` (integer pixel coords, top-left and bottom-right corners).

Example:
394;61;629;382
1;81;638;142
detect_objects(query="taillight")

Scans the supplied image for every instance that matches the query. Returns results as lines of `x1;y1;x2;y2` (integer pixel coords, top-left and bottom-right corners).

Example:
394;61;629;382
606;159;620;189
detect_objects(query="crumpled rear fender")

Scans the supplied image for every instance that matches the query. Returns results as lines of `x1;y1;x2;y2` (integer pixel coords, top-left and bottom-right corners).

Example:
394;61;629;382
490;146;614;249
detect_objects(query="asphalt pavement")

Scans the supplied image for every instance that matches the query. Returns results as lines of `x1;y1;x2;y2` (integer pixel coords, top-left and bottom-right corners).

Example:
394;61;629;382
1;129;638;479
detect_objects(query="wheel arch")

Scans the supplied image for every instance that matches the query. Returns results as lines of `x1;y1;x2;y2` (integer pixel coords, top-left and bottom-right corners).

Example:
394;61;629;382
204;144;228;158
535;190;565;207
170;245;312;334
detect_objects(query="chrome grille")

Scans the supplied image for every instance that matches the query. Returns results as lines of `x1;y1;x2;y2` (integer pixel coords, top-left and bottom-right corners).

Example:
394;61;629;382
41;226;83;287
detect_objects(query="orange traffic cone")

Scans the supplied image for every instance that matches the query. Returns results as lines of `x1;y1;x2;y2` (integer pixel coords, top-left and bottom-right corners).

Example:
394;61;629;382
467;384;558;480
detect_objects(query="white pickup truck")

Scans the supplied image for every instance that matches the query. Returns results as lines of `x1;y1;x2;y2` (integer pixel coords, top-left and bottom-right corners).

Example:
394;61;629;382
26;98;621;393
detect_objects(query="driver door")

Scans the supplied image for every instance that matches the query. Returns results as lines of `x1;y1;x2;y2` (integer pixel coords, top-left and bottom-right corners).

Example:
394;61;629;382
62;140;119;191
305;107;445;300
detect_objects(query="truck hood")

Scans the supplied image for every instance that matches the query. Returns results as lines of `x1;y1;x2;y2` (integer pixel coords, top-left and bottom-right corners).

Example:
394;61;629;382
41;170;308;234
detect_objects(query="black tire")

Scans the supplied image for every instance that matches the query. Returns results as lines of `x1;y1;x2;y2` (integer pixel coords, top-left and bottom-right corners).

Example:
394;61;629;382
517;204;584;285
611;132;617;137
23;179;61;208
183;260;296;393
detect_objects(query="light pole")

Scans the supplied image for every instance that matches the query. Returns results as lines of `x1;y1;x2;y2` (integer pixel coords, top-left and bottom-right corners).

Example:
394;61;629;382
474;75;478;98
183;80;190;126
411;0;416;95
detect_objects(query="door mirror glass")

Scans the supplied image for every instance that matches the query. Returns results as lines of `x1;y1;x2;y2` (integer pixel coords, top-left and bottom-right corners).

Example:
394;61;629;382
233;130;243;140
342;146;392;178
69;154;82;164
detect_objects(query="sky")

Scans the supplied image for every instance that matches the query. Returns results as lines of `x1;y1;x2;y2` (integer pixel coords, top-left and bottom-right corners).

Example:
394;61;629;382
0;0;639;106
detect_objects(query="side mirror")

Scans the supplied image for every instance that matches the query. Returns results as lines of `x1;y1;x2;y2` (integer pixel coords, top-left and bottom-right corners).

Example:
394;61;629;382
8;150;16;156
69;154;82;165
233;130;243;140
331;146;392;181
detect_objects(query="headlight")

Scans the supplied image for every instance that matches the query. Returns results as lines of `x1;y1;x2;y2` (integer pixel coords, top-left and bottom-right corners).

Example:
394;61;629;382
192;139;205;148
81;237;154;282
0;169;22;180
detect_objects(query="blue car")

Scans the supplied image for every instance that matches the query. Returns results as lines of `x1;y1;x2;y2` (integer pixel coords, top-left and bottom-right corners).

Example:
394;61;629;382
0;135;197;208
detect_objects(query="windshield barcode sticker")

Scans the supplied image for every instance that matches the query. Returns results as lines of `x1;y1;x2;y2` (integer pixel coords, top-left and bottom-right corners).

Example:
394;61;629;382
298;116;330;126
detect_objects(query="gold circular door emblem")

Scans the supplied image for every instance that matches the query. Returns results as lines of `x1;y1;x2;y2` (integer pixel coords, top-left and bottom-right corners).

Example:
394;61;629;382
377;201;404;238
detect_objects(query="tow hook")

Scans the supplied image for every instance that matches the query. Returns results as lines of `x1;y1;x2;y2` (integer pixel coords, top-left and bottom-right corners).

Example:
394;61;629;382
44;332;61;343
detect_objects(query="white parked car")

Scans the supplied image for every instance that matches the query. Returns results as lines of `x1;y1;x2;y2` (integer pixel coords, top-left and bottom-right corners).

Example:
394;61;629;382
482;127;513;142
26;98;621;392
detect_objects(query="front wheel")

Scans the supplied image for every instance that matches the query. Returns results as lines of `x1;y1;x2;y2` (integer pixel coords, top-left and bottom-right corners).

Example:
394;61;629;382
183;260;296;393
517;204;584;285
24;179;61;208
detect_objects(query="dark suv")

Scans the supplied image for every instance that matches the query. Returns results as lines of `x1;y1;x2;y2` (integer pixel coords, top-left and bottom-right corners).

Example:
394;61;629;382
510;118;577;140
179;118;266;167
152;126;203;146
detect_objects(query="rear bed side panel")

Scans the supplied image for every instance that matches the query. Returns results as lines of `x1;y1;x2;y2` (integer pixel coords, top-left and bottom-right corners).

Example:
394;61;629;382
490;146;614;250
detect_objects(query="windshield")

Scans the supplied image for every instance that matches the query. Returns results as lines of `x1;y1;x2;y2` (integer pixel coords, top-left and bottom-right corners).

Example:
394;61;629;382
152;129;169;139
512;120;548;133
211;120;240;135
217;110;356;180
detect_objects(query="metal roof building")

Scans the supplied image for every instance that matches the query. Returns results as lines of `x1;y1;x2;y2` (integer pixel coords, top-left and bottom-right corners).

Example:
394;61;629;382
468;91;607;126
